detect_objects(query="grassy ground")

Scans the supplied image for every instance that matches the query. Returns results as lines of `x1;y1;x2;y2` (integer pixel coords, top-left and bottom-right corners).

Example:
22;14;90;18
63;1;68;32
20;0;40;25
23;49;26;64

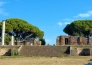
0;56;91;65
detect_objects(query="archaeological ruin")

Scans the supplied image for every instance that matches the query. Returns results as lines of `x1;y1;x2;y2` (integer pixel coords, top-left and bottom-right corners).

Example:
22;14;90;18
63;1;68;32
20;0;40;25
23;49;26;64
0;20;92;57
56;36;92;45
0;20;41;46
13;38;41;46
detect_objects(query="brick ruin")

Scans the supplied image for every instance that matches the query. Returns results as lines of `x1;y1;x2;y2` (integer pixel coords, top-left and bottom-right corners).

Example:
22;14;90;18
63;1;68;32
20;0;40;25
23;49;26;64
0;38;41;46
56;36;92;45
14;38;41;46
70;46;92;56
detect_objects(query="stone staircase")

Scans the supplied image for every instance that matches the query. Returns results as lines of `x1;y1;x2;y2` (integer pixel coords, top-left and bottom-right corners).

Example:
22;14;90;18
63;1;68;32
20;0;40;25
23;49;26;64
19;46;69;57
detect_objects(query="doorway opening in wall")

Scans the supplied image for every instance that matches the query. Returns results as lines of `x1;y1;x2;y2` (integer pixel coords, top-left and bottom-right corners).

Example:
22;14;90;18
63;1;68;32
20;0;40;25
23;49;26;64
77;37;80;45
79;48;90;56
65;38;68;45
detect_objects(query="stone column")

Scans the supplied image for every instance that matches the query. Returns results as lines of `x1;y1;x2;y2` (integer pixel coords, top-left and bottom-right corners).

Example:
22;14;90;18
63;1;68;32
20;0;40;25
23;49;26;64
11;35;14;46
1;20;5;46
33;39;36;46
56;36;60;45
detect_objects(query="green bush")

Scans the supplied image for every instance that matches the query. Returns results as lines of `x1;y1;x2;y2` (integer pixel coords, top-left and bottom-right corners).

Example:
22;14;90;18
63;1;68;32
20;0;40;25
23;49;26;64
11;48;18;56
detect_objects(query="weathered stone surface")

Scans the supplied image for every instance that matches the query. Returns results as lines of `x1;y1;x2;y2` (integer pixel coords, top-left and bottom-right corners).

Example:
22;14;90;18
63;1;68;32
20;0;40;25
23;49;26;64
70;47;91;56
70;50;78;56
56;36;92;45
0;48;9;55
90;50;92;56
19;46;69;57
9;38;42;46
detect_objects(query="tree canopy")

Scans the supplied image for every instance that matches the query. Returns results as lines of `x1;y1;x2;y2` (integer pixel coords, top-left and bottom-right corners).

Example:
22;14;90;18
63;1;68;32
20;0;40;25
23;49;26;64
39;38;46;45
0;18;44;42
63;20;92;38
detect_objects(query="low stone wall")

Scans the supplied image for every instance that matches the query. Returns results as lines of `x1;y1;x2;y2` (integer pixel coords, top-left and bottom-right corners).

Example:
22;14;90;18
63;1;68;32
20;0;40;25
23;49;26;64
0;48;10;55
0;46;20;56
70;46;92;56
0;46;92;57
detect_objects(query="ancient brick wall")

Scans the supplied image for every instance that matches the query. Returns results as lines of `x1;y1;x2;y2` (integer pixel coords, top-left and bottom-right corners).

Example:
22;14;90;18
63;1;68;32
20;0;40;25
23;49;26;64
14;41;30;45
79;37;83;45
70;50;78;56
90;50;92;56
56;36;92;45
56;36;63;45
34;41;41;46
89;39;92;46
0;46;92;56
0;46;20;56
61;36;68;45
70;46;92;56
69;36;78;45
0;48;10;55
12;39;41;46
82;37;88;45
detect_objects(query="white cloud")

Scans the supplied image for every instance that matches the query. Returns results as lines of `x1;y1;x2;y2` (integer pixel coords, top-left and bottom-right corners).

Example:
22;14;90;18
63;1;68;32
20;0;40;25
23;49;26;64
0;1;6;7
57;22;62;26
64;22;70;24
0;1;9;16
63;18;73;21
45;39;52;44
0;8;8;16
74;11;92;18
57;21;70;27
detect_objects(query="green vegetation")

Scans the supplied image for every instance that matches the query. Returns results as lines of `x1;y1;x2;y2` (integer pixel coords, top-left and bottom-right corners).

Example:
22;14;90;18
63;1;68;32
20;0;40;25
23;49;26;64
0;18;44;44
5;35;11;45
11;48;19;56
63;20;92;38
39;38;46;45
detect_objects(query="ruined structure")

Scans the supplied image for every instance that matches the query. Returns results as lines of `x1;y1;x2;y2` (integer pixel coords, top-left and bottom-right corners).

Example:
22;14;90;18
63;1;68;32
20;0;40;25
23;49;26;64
56;36;92;45
1;20;5;46
13;38;41;46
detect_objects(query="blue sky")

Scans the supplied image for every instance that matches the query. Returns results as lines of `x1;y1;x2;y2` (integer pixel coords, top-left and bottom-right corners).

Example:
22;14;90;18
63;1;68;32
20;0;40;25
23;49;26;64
0;0;92;45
